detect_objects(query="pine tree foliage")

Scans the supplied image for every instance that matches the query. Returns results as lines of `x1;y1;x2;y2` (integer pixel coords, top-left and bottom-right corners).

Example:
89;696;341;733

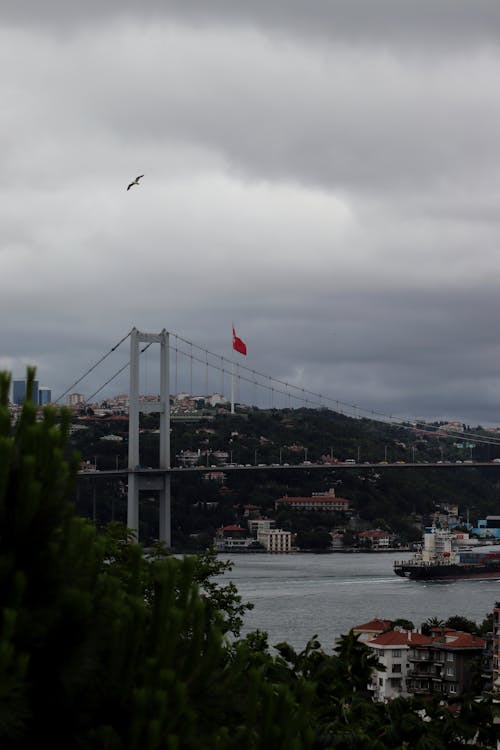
0;370;315;749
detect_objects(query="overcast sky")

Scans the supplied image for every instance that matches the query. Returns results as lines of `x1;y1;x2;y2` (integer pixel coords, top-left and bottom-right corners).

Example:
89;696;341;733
2;1;500;426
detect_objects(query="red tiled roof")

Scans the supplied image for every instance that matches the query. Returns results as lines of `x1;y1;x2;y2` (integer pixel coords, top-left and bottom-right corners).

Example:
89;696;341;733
220;525;246;532
352;618;393;632
433;632;485;649
370;631;432;646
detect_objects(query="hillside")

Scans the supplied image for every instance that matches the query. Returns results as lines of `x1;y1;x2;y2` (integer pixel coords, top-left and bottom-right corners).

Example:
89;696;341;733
69;406;500;548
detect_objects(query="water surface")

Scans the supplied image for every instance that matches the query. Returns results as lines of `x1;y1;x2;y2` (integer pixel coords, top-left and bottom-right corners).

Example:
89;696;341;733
219;552;500;651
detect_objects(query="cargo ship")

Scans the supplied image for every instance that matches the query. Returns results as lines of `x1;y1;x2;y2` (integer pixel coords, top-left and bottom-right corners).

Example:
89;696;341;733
393;526;500;580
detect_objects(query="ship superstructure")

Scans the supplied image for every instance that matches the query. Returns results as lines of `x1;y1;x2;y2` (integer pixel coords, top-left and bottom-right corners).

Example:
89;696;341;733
394;526;500;580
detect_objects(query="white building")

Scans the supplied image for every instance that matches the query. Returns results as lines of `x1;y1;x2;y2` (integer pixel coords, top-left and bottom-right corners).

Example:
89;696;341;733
367;630;431;702
248;518;275;536
214;536;258;552
208;393;225;406
215;525;257;552
67;393;85;407
257;528;293;553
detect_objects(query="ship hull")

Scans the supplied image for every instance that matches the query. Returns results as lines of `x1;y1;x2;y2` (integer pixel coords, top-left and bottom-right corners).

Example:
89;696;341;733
394;562;500;581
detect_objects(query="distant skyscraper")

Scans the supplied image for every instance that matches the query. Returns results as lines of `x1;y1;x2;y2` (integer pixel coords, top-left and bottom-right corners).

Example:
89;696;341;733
12;379;39;406
38;387;52;406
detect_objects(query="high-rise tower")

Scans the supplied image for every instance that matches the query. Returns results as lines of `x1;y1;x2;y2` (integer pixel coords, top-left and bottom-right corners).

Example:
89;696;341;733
12;379;39;406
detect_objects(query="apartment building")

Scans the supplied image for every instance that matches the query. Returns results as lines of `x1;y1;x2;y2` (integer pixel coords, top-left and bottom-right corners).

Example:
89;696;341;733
406;629;485;700
368;630;432;702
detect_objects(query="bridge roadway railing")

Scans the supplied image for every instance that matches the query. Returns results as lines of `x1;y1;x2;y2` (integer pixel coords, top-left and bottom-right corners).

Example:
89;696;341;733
77;460;500;477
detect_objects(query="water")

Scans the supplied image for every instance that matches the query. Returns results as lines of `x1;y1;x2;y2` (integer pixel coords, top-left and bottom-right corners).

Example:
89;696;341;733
218;552;500;651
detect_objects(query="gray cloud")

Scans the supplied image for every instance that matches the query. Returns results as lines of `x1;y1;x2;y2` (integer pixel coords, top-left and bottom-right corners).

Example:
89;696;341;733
4;1;500;50
2;3;500;427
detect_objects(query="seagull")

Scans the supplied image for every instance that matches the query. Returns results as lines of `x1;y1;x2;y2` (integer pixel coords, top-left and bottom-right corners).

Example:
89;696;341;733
127;174;144;191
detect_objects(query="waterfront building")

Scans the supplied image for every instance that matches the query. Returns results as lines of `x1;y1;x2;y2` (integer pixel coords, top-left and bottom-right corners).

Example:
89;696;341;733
330;531;345;550
472;516;500;539
215;524;257;552
358;530;397;549
257;528;292;553
214;536;257;552
248;518;275;536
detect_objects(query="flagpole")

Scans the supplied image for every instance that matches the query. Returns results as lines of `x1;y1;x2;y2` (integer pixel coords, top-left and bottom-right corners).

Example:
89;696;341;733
231;358;235;414
231;323;246;414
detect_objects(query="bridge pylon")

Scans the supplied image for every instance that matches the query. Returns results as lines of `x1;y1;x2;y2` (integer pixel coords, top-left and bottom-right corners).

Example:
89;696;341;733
127;328;171;545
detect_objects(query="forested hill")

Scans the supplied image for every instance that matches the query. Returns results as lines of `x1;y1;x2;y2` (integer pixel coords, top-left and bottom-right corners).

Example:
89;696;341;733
70;406;500;547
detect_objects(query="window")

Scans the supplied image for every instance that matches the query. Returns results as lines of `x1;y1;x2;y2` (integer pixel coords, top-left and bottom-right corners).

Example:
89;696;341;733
449;684;457;694
392;649;401;658
446;652;454;662
446;666;454;677
392;664;402;673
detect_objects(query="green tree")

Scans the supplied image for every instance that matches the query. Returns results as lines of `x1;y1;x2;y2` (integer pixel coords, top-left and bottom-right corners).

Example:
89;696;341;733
1;371;497;749
295;529;332;550
0;370;315;749
421;617;445;636
334;631;382;695
445;615;478;634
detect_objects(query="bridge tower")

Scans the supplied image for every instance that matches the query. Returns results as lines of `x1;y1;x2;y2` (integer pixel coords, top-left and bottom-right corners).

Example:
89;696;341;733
127;328;171;545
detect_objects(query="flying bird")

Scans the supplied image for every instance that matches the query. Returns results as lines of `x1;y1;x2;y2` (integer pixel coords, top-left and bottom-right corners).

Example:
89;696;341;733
127;174;144;191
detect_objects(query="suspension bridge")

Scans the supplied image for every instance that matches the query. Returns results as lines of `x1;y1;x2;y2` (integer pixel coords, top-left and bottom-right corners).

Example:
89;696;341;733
57;328;500;546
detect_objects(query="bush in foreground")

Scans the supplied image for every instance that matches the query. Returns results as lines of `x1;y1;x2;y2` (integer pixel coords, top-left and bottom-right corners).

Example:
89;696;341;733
0;370;498;749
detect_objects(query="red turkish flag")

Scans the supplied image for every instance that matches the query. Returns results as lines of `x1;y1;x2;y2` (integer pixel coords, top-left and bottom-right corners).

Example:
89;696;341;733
232;324;247;355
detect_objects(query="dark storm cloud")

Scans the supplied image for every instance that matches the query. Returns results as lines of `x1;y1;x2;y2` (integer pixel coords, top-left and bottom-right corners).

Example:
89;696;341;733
4;0;500;50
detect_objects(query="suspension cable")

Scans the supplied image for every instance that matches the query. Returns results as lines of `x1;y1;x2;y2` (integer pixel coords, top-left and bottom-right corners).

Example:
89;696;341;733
170;336;500;445
56;327;500;448
54;331;132;403
85;343;152;403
